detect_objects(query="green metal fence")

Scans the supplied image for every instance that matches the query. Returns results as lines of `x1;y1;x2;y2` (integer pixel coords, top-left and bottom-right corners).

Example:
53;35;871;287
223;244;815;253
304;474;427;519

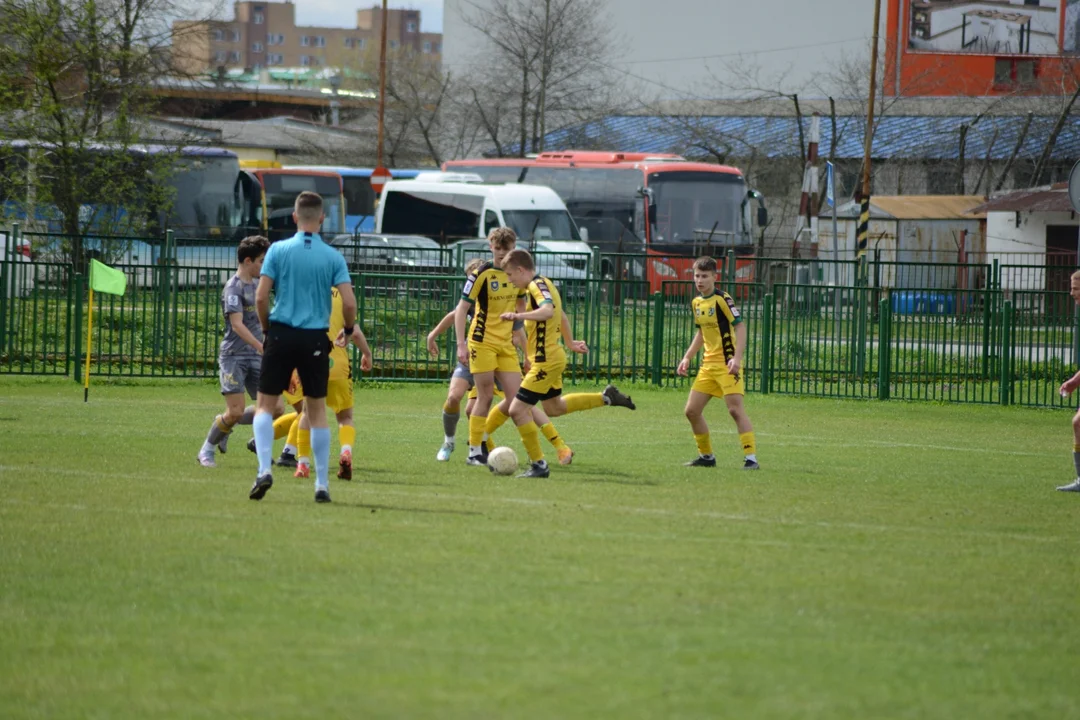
3;228;1079;409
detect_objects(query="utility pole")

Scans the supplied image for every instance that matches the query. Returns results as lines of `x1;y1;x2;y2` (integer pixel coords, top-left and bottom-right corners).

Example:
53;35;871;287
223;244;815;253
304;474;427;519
377;0;388;169
857;0;883;262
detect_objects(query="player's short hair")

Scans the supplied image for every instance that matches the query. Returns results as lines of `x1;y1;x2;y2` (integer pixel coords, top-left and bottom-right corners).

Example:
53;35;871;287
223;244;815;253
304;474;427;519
294;191;323;224
1072;269;1080;283
464;257;484;276
503;248;535;272
488;226;517;249
693;256;718;273
237;235;269;264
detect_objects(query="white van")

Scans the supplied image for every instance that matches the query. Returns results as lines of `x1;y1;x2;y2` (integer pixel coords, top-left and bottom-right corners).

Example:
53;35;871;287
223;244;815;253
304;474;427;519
375;178;590;248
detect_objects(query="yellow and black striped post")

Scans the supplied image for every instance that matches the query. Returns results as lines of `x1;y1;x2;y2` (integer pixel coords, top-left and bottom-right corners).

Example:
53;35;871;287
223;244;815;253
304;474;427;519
856;194;870;260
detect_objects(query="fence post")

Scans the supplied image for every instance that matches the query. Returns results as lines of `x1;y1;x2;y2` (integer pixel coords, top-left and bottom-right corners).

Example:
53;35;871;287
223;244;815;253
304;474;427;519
356;273;366;380
981;288;993;380
726;248;736;293
650;291;664;386
0;223;12;355
877;296;891;400
856;257;868;378
999;300;1013;406
161;229;175;362
760;292;773;394
72;272;84;383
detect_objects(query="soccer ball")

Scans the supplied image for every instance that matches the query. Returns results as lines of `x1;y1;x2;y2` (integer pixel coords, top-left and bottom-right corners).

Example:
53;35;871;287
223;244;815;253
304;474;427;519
487;446;519;476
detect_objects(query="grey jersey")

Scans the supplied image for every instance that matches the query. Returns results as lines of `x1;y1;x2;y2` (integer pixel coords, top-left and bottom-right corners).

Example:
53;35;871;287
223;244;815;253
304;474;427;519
220;274;262;358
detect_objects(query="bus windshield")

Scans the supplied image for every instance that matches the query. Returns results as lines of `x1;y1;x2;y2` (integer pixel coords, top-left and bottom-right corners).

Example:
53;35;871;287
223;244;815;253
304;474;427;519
648;171;747;247
262;173;344;235
503;210;580;242
167;155;243;237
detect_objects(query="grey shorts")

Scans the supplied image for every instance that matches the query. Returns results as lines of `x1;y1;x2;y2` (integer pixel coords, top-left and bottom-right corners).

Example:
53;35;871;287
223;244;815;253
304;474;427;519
219;355;261;398
450;362;503;391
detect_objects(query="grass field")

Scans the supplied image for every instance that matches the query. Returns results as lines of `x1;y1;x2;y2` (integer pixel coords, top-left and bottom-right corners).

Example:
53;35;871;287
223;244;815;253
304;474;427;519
1;377;1079;719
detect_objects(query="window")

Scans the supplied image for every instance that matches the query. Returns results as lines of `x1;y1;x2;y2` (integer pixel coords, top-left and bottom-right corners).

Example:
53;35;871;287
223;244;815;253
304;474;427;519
214;50;227;63
406;21;417;33
300;54;310;66
432;42;440;53
253;12;264;24
212;28;224;41
228;51;241;62
994;58;1039;87
381;190;484;241
230;30;241;42
301;35;309;46
268;33;284;45
315;35;325;47
267;53;283;65
389;39;399;49
423;41;432;53
483;210;500;235
252;41;263;52
357;37;367;50
345;37;354;47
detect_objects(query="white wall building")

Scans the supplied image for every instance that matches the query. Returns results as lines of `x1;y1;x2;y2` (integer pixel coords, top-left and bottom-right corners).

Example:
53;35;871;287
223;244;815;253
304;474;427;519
442;0;880;99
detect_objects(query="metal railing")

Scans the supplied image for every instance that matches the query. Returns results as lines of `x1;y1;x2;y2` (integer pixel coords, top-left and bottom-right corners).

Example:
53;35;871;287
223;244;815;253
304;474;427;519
4;223;1080;409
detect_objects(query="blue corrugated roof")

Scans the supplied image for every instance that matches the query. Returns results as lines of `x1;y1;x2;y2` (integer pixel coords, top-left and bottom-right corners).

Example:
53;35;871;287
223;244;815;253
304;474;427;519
535;114;1080;161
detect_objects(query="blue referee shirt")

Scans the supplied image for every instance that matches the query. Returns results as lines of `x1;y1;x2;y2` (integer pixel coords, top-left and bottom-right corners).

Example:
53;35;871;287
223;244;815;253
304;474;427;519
261;232;350;330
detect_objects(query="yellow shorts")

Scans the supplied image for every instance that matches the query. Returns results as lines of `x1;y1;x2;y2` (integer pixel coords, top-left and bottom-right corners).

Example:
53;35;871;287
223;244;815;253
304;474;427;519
467;385;505;401
283;377;354;413
692;364;745;398
518;358;566;403
468;342;520;375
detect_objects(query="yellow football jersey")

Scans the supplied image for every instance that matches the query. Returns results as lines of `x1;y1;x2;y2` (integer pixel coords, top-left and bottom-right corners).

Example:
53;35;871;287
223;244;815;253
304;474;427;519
692;291;742;366
328;286;351;382
461;261;524;347
523;275;565;365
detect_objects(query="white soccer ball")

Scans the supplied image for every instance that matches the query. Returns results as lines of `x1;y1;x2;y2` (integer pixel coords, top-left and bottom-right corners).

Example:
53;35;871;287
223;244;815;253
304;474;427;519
487;446;519;476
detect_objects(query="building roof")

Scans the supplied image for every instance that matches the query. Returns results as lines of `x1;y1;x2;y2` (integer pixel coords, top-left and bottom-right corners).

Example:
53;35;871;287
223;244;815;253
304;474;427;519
538;114;1080;162
147;116;373;151
970;184;1074;214
822;195;987;220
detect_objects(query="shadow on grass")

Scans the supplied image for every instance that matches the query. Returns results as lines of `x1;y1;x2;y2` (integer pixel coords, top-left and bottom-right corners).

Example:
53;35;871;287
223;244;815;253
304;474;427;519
326;500;484;517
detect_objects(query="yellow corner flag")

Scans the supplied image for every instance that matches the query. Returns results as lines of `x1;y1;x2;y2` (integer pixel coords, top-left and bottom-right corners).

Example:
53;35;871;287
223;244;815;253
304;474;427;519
89;259;127;296
84;260;126;402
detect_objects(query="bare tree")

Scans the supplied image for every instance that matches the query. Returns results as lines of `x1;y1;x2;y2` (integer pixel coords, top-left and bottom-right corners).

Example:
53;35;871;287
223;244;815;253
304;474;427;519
0;0;224;267
457;0;626;157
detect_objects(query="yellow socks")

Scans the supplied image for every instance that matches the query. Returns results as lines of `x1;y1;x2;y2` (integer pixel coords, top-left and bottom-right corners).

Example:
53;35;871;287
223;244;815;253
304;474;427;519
563;393;604;414
274;411;298;440
297;423;312;463
540;422;568;451
468;413;487;447
518;421;544;462
740;431;756;459
694;432;713;456
339;425;356;454
485;406;510;444
285;414;300;449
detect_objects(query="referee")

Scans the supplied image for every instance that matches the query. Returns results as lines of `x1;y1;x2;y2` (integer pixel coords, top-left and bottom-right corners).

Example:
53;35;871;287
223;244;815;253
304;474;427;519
249;191;357;503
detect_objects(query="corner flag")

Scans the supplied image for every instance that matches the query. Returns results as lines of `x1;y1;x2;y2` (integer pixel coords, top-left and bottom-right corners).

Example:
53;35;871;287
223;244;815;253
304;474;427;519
90;259;127;296
84;260;127;401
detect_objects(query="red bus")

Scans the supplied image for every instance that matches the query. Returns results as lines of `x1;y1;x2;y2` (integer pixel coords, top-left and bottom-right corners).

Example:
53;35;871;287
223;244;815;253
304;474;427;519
444;151;767;291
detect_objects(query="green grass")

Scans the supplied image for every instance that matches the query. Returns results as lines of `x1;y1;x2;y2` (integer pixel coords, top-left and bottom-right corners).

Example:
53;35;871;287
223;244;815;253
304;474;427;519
1;378;1079;719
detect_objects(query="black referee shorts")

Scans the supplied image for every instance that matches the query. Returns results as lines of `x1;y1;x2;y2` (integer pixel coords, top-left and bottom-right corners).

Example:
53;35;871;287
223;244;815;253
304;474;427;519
258;322;333;399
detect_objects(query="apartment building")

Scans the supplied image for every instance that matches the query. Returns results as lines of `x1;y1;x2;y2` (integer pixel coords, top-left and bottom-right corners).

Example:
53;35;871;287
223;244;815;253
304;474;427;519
173;1;441;75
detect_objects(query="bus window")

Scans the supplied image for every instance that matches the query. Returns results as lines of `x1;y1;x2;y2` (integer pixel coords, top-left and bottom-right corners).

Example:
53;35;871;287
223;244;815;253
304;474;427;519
648;171;746;247
342;175;376;219
382;189;483;242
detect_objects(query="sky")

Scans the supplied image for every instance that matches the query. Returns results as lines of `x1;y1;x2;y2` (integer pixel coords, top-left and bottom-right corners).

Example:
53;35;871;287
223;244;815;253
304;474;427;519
295;0;444;32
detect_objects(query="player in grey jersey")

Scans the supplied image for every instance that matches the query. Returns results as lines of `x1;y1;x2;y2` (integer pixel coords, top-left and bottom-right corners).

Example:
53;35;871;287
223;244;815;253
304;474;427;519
197;236;270;467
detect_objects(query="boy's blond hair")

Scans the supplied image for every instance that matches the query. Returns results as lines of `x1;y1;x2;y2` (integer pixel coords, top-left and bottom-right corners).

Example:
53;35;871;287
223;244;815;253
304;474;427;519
692;256;718;273
1071;270;1080;283
464;257;485;276
488;226;517;250
503;248;534;271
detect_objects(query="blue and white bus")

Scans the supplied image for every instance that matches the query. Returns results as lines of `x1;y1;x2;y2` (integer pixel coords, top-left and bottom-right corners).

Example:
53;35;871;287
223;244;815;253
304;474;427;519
0;142;248;240
284;166;423;233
